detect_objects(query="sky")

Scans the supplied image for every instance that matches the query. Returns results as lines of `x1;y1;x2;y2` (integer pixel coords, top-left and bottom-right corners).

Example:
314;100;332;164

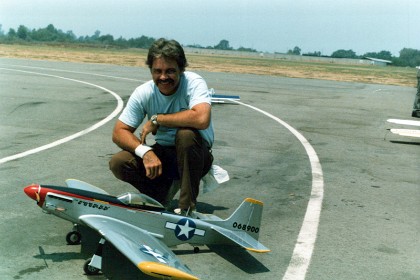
0;0;419;56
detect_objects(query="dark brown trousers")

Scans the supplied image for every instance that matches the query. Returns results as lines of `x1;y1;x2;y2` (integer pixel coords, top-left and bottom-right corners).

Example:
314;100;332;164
109;128;213;209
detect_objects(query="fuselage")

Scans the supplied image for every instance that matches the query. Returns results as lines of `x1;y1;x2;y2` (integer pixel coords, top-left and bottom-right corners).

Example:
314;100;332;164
23;184;225;247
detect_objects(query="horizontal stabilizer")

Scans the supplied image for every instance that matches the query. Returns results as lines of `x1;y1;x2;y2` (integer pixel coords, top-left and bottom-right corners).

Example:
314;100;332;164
65;179;109;195
389;128;420;138
212;226;270;253
209;198;270;252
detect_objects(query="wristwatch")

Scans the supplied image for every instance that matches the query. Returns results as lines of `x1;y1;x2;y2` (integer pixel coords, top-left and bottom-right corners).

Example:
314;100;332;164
151;114;159;126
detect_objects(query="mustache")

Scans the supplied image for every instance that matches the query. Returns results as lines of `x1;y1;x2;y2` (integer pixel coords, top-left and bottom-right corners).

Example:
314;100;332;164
158;78;175;84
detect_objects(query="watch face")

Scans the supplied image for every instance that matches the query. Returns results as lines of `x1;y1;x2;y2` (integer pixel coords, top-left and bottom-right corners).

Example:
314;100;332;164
152;115;158;125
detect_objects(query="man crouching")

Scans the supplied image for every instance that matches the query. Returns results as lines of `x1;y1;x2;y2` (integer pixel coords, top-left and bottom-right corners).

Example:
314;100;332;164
109;38;214;215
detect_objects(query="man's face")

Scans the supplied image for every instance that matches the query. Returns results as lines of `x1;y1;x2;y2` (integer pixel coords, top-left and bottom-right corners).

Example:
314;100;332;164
151;57;182;96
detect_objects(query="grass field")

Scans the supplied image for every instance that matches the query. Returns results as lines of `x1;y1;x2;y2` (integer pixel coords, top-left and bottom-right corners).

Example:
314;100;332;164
0;43;417;87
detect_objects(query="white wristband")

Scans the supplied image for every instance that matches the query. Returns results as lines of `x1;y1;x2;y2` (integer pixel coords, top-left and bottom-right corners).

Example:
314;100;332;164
134;145;152;158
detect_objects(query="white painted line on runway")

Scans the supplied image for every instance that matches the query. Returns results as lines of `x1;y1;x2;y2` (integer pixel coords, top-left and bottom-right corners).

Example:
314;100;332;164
2;64;146;82
0;68;124;165
233;100;324;280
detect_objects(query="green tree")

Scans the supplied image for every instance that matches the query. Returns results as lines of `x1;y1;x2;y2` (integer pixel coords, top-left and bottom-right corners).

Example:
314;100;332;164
214;39;232;50
237;46;257;52
363;50;393;61
31;25;57;41
127;35;155;48
98;34;114;45
287;46;301;55
17;25;29;40
7;28;16;38
303;51;322;57
331;49;357;59
395;48;420;67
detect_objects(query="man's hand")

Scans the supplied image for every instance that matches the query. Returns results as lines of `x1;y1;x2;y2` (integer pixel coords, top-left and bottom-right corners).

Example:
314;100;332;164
140;120;158;144
143;150;162;179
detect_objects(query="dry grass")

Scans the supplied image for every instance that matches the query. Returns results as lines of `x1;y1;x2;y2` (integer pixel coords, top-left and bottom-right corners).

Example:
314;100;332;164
0;43;416;87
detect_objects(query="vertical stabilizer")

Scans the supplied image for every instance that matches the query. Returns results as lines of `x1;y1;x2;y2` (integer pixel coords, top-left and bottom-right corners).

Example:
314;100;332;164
223;198;264;240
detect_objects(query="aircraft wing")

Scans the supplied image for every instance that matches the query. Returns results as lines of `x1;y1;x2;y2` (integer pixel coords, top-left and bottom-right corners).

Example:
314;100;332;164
209;88;240;104
387;119;420;127
212;226;270;253
79;214;198;280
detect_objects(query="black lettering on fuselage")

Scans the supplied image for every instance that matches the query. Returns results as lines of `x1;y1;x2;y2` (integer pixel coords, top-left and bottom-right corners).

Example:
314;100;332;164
77;200;109;211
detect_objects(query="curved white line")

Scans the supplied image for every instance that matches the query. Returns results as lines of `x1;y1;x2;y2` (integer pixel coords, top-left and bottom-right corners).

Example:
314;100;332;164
233;100;324;280
0;68;124;165
2;63;145;82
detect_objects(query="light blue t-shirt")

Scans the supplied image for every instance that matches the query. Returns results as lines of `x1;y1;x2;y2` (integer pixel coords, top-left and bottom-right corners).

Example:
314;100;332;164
119;71;214;147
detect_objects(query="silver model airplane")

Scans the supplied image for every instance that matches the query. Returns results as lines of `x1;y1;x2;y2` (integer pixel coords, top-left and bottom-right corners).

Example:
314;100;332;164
24;179;270;279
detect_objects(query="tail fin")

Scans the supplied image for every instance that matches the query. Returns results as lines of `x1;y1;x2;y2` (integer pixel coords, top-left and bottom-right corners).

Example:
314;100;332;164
223;198;263;240
211;198;269;252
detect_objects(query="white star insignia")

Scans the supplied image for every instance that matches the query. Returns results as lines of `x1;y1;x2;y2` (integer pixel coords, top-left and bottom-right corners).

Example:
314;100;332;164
177;220;194;238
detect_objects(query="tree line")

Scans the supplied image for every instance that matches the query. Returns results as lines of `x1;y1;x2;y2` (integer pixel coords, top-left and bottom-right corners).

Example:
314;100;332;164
0;24;257;53
1;24;418;67
287;46;420;67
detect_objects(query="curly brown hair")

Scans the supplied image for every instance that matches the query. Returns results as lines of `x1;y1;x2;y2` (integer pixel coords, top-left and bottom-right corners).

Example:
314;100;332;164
146;38;188;72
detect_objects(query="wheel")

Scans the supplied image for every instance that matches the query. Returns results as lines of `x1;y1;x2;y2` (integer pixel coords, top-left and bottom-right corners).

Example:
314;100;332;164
84;258;101;275
66;231;81;245
193;247;200;253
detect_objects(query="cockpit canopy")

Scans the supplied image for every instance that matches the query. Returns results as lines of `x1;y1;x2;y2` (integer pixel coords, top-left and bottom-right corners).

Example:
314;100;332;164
117;192;164;209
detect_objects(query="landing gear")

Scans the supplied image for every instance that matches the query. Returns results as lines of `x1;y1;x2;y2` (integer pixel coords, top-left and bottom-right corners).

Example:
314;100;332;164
83;238;105;275
66;231;81;245
66;224;81;245
83;258;101;275
193;246;200;253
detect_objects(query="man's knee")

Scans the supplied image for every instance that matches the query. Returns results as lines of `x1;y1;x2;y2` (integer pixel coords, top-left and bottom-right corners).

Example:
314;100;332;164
109;150;136;180
175;128;200;149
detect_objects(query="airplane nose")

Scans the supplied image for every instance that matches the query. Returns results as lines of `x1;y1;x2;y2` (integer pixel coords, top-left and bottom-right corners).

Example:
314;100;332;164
24;184;40;202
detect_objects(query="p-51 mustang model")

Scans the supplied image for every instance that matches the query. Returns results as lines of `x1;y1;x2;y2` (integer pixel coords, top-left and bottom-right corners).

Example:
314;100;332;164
24;179;270;279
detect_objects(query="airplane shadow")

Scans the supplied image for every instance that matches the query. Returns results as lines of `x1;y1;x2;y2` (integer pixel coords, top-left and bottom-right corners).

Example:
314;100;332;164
196;202;229;214
390;140;420;145
174;245;270;274
170;199;229;214
208;245;270;274
34;248;85;263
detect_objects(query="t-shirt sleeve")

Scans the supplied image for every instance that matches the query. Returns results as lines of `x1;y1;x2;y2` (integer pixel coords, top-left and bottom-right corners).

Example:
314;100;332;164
188;75;211;109
118;87;146;129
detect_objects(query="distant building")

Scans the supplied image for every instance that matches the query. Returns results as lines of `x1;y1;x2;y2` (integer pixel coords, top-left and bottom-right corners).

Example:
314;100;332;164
365;57;392;66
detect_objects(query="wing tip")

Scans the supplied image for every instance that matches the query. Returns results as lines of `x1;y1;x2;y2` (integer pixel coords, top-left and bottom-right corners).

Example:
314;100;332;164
246;247;271;253
138;261;199;280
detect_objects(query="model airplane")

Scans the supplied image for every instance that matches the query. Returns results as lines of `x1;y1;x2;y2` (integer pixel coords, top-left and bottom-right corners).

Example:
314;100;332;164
209;88;240;104
387;118;420;138
24;179;269;279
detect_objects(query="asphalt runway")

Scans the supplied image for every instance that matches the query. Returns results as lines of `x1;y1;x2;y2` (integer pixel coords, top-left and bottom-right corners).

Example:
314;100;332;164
0;58;418;280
